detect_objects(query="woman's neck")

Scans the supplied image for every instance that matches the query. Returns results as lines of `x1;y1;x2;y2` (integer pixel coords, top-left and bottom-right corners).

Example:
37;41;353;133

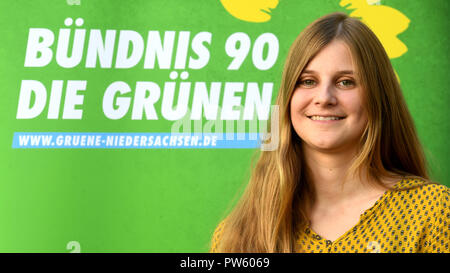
302;143;383;210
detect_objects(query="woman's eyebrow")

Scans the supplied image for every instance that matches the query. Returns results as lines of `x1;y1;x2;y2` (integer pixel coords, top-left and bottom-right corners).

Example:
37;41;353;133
301;70;354;75
301;70;316;74
336;70;354;75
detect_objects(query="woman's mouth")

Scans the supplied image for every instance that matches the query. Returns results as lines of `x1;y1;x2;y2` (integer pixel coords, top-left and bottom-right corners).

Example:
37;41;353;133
307;115;346;121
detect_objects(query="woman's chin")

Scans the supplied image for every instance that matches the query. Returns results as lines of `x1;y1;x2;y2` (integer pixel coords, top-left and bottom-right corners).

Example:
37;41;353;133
305;139;347;152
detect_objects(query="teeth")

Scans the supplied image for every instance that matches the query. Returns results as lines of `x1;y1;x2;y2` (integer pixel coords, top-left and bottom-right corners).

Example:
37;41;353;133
310;116;343;121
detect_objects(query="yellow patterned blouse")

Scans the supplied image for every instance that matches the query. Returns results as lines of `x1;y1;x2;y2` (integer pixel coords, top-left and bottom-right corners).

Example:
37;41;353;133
210;178;449;253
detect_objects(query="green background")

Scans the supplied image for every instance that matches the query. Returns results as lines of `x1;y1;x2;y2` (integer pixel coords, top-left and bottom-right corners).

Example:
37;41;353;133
0;0;448;252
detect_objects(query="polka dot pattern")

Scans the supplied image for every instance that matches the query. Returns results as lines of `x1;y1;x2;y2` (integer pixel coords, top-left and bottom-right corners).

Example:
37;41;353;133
210;220;225;253
210;179;450;253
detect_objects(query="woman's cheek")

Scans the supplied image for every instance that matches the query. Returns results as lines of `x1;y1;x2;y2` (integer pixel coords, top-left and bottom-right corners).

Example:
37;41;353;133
290;90;308;114
290;92;309;137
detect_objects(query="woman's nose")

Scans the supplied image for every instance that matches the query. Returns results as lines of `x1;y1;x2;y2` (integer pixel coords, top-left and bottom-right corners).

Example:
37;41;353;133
313;82;337;106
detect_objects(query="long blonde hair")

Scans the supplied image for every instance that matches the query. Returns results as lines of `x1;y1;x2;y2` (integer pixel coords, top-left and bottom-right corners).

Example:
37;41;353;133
215;12;429;253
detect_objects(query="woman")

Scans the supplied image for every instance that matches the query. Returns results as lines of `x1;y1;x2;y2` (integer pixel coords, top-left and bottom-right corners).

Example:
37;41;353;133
210;12;449;253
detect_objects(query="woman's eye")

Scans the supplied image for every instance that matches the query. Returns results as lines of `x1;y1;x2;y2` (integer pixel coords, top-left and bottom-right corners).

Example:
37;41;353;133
298;79;316;87
337;79;355;88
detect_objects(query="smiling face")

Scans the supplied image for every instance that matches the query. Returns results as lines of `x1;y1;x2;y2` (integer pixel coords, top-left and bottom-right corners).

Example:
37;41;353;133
290;40;368;153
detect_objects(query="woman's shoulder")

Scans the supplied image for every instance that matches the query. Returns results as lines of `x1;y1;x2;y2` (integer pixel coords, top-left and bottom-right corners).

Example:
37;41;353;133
390;178;449;213
394;178;449;195
210;219;227;253
390;178;449;252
